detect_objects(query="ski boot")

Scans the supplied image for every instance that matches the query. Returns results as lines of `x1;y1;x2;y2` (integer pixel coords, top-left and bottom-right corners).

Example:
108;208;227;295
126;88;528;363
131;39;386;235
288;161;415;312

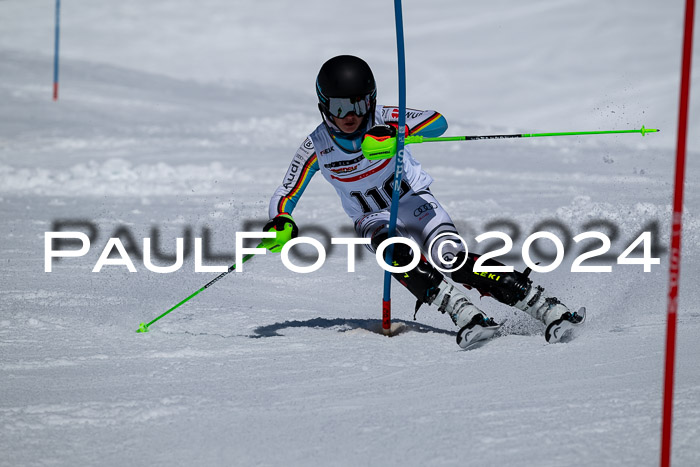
431;281;501;349
515;286;586;343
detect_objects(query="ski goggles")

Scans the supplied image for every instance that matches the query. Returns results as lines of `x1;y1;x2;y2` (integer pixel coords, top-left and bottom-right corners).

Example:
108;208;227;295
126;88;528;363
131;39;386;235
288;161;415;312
327;95;372;119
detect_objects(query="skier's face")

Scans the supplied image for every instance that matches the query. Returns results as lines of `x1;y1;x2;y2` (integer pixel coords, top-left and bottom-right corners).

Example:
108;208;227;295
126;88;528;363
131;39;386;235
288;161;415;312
332;112;364;134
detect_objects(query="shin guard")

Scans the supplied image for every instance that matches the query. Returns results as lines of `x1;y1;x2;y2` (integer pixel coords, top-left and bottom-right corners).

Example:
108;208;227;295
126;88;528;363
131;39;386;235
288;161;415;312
390;243;444;308
449;252;532;306
373;235;444;313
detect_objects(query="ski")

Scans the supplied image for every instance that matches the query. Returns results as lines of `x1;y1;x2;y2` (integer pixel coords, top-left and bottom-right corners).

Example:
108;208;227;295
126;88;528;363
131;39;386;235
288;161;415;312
455;306;586;349
545;307;586;343
456;319;505;350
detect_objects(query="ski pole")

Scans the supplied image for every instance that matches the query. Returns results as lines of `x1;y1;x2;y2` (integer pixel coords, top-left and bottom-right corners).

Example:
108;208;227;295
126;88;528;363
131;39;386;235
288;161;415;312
363;125;659;160
136;242;263;333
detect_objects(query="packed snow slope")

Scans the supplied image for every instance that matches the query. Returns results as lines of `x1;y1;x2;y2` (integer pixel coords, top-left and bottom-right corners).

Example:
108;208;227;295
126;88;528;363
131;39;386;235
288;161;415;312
1;1;699;466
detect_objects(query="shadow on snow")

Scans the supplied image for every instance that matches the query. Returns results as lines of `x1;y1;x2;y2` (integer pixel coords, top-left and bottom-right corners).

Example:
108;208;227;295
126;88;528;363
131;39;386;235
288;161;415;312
249;317;455;339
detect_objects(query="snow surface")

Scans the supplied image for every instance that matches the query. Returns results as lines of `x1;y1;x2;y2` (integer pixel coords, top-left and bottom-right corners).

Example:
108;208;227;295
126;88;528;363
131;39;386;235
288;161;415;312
1;1;699;466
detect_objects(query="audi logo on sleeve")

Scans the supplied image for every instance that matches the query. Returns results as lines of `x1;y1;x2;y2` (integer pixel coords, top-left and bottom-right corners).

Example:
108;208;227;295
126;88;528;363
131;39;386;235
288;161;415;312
414;202;438;217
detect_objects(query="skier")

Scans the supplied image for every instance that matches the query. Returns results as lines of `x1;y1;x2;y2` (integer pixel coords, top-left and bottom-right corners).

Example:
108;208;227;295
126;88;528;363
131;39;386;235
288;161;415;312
262;55;584;348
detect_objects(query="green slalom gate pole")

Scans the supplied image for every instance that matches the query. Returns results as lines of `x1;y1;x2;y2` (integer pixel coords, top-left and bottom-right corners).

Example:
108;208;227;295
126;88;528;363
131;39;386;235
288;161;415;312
136;242;263;333
363;125;659;160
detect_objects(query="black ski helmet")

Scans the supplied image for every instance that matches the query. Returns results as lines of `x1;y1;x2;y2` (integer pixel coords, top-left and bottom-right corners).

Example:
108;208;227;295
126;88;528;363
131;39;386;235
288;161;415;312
316;55;377;152
316;55;376;114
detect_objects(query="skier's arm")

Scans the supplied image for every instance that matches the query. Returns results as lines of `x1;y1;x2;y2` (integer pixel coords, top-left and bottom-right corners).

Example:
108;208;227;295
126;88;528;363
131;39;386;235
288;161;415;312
383;107;448;138
409;110;447;138
268;137;319;218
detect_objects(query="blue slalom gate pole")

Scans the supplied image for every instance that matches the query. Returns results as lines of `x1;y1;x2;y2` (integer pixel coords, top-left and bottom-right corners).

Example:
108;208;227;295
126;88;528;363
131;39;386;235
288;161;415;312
53;0;61;101
382;0;408;333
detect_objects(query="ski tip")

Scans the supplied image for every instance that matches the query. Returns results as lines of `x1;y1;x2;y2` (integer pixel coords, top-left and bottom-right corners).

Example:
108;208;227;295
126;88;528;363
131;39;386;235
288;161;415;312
136;322;149;333
456;323;502;350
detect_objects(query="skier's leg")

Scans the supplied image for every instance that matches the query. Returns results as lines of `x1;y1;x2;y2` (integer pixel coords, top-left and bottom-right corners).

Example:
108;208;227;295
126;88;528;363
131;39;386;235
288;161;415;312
448;252;583;330
393;189;581;337
368;231;487;328
355;210;441;305
354;209;487;328
398;189;465;270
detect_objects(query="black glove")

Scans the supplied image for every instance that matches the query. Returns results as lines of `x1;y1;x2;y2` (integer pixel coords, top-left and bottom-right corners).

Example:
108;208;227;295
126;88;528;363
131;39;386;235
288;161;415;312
365;124;397;139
